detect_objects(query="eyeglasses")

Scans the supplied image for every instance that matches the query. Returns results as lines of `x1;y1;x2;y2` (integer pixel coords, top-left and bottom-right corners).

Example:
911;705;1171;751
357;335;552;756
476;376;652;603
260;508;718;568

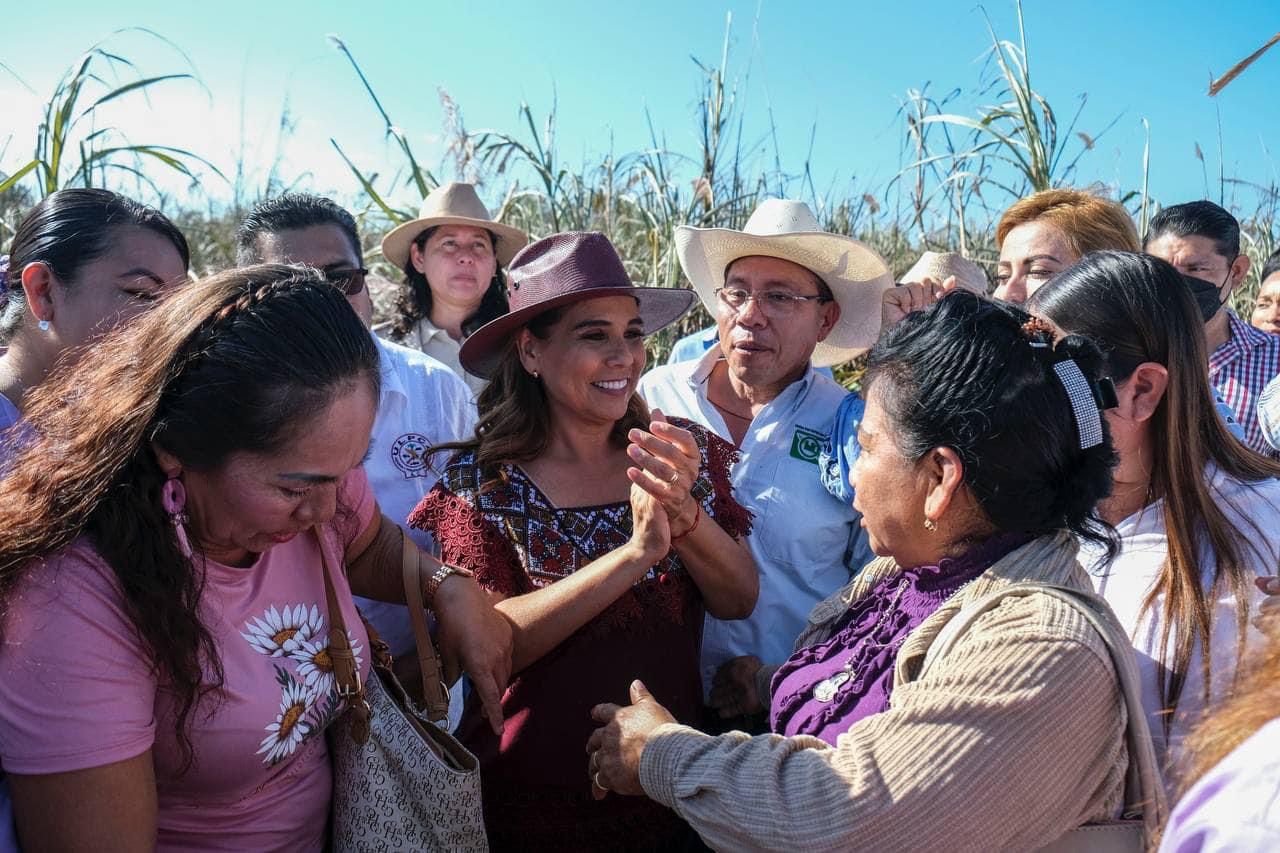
714;286;831;318
324;267;369;296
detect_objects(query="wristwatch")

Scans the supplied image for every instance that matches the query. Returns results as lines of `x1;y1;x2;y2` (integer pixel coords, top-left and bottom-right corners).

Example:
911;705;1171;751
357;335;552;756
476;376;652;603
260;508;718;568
424;562;474;607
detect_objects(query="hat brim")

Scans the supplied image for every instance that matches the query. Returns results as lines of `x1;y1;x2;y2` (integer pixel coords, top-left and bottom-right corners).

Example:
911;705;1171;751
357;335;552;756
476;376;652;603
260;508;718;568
459;287;696;379
901;253;989;296
380;215;529;270
675;227;892;367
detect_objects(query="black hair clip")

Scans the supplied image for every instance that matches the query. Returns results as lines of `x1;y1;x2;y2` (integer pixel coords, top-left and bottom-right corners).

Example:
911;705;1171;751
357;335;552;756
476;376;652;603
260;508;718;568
1091;376;1119;410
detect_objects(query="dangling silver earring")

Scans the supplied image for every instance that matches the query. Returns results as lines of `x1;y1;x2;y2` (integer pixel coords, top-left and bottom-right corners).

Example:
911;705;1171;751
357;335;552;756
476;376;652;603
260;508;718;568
531;370;540;379
37;319;50;332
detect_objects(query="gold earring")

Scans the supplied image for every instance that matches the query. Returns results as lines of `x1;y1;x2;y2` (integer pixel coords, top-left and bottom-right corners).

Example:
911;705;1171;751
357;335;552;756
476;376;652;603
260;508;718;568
923;518;937;531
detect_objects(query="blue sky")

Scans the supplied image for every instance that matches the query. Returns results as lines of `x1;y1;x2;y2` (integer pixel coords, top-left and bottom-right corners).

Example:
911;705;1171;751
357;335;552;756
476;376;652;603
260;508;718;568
3;0;1278;223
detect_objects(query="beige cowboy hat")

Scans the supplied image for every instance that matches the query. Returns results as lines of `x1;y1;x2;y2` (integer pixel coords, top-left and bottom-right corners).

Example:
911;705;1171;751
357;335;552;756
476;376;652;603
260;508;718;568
901;251;989;296
675;199;893;367
380;182;529;270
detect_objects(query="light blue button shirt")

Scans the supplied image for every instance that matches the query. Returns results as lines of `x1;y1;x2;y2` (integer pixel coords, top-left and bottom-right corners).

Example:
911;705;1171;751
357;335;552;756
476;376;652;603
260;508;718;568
639;349;873;696
361;335;477;730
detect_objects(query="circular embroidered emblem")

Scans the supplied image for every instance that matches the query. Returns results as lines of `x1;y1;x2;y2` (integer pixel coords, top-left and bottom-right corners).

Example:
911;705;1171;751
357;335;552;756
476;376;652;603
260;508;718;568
391;433;430;478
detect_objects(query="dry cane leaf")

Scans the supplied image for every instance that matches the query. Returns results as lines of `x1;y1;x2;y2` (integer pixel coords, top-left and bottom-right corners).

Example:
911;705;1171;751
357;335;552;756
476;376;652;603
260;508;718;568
1209;32;1280;96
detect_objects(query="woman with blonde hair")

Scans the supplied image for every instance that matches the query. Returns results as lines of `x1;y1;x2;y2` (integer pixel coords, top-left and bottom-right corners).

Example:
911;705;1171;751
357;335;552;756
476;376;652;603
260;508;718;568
1030;251;1280;780
994;187;1139;303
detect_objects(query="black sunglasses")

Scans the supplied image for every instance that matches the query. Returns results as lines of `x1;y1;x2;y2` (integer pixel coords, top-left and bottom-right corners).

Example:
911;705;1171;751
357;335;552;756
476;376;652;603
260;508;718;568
324;266;369;296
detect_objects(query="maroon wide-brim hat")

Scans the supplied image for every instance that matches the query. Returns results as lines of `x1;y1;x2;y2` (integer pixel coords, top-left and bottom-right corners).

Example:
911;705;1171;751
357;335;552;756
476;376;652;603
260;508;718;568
459;231;696;378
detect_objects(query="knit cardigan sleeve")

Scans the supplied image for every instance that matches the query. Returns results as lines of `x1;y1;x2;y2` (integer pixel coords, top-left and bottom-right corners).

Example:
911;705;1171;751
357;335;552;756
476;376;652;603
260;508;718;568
638;592;1127;853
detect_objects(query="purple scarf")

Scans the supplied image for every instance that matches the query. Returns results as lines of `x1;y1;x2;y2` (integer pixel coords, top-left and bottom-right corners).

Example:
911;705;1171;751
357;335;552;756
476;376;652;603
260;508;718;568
769;532;1031;745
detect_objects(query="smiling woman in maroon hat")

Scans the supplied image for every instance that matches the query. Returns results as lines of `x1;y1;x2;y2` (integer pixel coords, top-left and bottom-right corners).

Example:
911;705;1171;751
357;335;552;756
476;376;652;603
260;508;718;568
409;231;759;851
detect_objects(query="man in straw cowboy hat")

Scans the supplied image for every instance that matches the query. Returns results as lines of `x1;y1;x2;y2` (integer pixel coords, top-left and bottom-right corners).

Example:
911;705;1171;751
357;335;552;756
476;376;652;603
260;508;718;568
639;198;892;728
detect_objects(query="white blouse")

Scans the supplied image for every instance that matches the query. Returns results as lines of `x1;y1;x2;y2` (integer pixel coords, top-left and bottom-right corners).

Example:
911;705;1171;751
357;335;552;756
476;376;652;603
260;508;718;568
1079;466;1280;781
377;315;486;398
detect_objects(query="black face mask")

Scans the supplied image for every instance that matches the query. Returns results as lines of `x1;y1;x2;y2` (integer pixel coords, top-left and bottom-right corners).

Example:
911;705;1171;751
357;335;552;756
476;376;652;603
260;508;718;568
1182;272;1230;323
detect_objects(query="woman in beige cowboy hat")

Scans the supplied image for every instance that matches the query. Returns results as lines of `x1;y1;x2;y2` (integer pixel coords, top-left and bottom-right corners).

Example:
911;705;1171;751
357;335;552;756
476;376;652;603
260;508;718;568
381;182;528;394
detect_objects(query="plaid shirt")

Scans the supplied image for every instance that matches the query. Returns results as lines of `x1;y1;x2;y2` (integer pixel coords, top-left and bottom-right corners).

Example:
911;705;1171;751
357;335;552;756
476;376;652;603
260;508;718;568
1209;311;1280;457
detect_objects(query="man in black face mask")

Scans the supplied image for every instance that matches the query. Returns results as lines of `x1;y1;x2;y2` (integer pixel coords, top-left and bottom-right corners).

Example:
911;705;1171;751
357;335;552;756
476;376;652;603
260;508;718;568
1145;200;1280;457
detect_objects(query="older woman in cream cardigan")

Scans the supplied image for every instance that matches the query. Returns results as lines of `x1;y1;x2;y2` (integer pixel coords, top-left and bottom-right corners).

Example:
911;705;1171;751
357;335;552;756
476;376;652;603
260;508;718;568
588;292;1160;852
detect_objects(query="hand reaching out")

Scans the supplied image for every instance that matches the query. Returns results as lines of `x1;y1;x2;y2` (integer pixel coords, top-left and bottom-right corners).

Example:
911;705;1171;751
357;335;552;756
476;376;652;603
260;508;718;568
880;275;959;333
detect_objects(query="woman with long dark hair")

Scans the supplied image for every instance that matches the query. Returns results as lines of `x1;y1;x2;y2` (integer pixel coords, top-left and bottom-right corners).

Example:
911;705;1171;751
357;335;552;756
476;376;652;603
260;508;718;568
0;188;189;442
1029;250;1280;780
0;265;510;850
381;182;528;395
410;231;758;850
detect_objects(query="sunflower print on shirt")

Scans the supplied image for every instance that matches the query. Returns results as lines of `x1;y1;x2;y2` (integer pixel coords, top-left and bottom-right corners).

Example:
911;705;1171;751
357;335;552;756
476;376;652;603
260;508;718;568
242;604;363;766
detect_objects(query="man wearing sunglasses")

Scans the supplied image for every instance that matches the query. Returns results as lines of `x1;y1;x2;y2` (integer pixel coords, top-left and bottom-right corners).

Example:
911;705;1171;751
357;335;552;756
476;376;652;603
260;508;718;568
1145;200;1280;457
236;194;477;726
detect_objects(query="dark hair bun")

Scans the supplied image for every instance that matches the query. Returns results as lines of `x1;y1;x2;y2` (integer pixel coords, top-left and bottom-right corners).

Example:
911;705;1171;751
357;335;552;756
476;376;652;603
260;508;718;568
865;291;1118;549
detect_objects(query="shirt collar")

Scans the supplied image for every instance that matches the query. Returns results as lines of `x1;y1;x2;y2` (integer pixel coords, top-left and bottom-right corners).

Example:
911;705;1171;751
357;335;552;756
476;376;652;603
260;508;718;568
1212;310;1269;367
688;347;722;384
415;315;451;343
373;335;408;405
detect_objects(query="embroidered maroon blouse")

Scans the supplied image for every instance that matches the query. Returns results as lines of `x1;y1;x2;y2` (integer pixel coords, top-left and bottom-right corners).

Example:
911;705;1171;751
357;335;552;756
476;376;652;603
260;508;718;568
409;418;750;851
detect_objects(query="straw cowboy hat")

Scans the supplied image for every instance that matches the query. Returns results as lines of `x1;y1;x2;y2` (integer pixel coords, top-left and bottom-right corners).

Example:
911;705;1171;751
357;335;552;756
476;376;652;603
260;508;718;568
380;182;529;270
675;199;893;367
901;251;989;296
459;231;695;378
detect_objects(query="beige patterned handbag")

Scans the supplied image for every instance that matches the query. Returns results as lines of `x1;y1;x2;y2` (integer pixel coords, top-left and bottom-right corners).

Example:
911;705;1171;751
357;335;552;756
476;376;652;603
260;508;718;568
921;582;1167;853
318;528;488;852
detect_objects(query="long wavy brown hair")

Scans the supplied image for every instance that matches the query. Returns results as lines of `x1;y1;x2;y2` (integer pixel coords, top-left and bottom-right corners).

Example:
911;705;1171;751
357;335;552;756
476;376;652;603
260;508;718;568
429;305;649;488
1179;613;1280;791
0;264;379;769
1031;251;1280;732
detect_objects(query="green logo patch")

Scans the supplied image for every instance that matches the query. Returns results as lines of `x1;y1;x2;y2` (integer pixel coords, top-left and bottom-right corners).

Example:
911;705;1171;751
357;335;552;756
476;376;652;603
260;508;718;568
789;425;825;464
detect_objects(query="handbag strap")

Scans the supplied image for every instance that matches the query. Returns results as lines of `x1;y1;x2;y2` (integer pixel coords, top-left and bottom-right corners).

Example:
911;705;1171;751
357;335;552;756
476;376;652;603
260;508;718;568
315;526;372;743
402;532;452;723
919;581;1167;841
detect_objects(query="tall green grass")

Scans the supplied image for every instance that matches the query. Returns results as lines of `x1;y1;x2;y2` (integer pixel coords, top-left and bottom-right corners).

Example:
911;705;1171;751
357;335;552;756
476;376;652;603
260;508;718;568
2;7;1278;362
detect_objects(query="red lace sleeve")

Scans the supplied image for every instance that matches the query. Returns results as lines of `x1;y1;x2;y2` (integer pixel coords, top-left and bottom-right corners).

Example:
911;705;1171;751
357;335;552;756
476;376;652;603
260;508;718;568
408;486;530;598
670;417;754;540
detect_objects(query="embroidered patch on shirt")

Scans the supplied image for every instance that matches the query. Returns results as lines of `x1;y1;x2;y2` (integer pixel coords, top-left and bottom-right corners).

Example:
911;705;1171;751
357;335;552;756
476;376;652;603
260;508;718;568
391;433;431;479
789;425;826;464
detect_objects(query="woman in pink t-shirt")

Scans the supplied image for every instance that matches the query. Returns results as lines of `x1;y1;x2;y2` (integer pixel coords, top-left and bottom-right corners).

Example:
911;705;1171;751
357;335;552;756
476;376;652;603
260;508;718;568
0;265;511;851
